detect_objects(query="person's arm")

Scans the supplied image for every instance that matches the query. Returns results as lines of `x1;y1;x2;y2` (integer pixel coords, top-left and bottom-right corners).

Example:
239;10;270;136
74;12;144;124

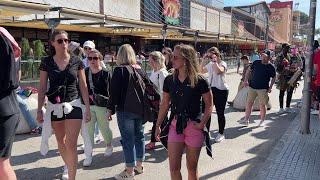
78;69;91;122
195;91;213;129
268;77;276;93
37;70;48;123
155;92;171;127
212;61;225;74
243;67;251;87
200;61;209;74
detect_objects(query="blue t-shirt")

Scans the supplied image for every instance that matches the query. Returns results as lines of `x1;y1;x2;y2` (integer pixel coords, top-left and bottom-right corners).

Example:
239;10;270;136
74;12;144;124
249;60;276;89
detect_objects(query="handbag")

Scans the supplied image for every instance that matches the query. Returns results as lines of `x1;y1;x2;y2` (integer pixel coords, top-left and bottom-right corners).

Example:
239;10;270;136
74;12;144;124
88;69;109;107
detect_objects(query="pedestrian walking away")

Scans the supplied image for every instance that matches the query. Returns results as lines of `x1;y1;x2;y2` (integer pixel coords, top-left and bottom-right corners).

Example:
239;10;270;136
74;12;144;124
107;44;146;180
200;46;229;143
155;44;213;180
37;30;91;180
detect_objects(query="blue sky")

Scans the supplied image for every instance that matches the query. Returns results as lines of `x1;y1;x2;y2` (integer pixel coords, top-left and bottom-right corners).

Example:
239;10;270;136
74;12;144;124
224;0;320;28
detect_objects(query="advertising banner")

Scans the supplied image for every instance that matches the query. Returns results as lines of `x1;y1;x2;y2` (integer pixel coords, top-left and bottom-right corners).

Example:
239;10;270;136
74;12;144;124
162;0;181;25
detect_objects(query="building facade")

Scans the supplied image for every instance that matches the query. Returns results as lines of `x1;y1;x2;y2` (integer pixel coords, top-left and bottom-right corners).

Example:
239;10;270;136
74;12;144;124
269;1;293;43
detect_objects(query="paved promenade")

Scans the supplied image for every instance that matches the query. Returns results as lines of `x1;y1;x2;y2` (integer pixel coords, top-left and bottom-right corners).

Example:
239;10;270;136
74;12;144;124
254;107;320;180
11;70;305;180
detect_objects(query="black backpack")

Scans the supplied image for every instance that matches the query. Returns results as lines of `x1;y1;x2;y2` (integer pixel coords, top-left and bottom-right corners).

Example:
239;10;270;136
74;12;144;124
0;33;19;97
123;66;161;124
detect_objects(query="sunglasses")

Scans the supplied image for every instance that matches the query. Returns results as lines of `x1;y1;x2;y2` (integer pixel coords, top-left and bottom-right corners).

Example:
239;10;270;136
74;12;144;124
88;56;99;61
56;39;70;44
84;47;92;51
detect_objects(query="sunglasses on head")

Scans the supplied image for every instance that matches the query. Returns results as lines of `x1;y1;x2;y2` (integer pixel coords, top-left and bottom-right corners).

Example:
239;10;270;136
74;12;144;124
88;56;99;61
56;39;70;44
84;47;92;51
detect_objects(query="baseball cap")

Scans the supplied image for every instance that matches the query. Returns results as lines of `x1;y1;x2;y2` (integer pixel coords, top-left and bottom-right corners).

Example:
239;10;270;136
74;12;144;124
263;49;271;57
83;40;95;49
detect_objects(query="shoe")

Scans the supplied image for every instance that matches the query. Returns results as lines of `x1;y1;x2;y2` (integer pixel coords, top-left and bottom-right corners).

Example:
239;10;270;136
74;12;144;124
104;146;113;157
277;108;285;114
62;165;68;180
114;170;134;180
83;155;92;167
238;119;249;126
311;110;319;115
94;134;103;144
145;142;156;150
134;166;144;174
215;133;225;143
79;144;85;151
258;120;266;127
285;107;294;113
30;127;42;135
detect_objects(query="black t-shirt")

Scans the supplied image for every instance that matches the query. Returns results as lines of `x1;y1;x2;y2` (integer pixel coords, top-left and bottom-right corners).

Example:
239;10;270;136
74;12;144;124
163;74;210;119
249;60;276;90
85;67;112;105
39;56;84;103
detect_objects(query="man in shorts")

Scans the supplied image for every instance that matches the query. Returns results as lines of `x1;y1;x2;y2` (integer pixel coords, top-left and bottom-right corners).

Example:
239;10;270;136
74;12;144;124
241;50;276;127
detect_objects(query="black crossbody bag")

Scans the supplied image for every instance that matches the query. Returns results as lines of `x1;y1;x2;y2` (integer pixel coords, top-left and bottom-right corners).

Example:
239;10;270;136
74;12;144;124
88;69;109;107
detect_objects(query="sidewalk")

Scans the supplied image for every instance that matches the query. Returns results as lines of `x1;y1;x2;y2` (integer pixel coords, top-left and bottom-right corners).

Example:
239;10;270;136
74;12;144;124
254;111;320;180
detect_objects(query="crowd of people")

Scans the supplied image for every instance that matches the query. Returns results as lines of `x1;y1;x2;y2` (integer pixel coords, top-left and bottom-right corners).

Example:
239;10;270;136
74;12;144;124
0;27;309;180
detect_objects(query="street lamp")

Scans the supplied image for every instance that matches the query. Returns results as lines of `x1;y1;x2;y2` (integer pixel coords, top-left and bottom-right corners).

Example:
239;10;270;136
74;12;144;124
161;24;168;48
194;30;199;51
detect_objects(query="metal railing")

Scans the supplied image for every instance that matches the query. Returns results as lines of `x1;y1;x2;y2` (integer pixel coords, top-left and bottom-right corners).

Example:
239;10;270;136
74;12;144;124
20;56;238;82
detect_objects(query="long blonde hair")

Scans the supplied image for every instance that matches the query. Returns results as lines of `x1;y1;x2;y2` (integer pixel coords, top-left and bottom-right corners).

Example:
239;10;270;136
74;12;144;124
116;44;137;65
173;44;199;88
149;51;166;69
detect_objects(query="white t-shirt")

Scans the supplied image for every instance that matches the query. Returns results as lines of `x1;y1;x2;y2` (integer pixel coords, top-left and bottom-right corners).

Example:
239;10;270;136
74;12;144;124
205;61;229;90
149;68;169;99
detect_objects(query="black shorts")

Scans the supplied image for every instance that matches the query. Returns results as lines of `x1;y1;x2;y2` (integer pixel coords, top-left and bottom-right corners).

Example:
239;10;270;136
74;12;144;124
51;106;83;121
0;113;19;158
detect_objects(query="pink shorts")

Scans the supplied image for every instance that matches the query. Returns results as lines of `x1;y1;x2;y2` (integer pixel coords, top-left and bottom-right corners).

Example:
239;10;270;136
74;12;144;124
168;119;204;148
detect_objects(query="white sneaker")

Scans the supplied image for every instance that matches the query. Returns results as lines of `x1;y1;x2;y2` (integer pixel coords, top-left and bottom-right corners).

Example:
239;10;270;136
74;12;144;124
62;165;68;180
83;155;92;167
311;110;319;115
277;108;285;114
215;133;225;143
94;134;103;144
114;170;134;180
104;146;113;157
79;144;85;151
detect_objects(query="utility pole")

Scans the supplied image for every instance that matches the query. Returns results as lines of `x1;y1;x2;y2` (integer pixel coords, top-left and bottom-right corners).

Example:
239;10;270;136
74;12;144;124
301;0;317;134
265;16;269;49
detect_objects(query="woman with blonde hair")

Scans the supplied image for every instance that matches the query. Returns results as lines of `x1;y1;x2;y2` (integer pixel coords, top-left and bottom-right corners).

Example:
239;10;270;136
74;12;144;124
155;44;213;179
145;51;169;150
107;44;145;180
200;46;229;143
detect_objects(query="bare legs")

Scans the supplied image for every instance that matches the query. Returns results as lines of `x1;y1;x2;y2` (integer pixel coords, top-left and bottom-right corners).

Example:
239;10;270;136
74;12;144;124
52;119;82;180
